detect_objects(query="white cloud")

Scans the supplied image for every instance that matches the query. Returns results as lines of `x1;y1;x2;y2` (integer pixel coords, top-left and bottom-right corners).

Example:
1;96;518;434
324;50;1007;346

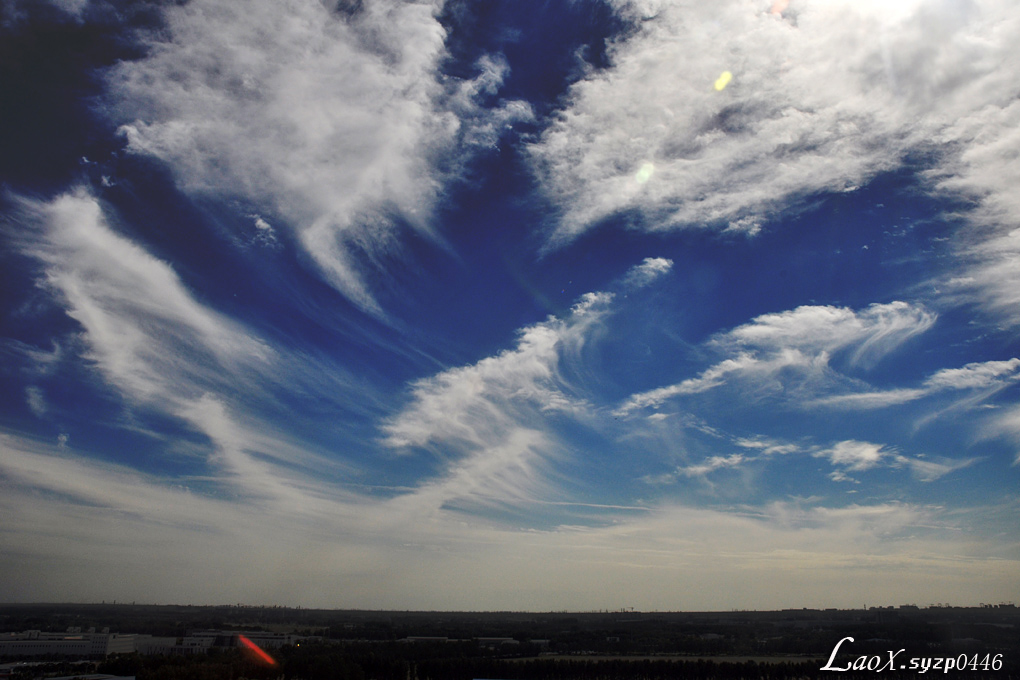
385;428;554;517
891;454;977;483
383;293;610;450
531;0;940;239
718;302;935;367
2;428;1014;609
811;358;1020;410
734;436;800;456
10;191;375;506
677;453;745;477
0;339;63;377
960;229;1020;327
615;353;759;413
811;388;927;410
446;54;536;149
0;432;238;529
176;395;318;507
616;301;933;414
0;430;383;605
15;0;89;19
108;0;525;314
930;96;1020;326
250;214;279;248
813;440;977;483
657;432;975;485
16;190;654;527
24;386;47;418
982;404;1020;465
381;291;616;514
528;0;1020;328
815;440;887;472
621;256;674;289
14;190;269;405
925;358;1020;391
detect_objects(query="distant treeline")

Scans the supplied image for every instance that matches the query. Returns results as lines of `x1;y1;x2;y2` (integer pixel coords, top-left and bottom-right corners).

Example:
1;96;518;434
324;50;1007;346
4;603;1019;655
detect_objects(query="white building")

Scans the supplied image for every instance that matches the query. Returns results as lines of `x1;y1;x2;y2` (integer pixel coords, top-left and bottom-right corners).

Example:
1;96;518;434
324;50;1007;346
0;629;314;659
0;631;135;658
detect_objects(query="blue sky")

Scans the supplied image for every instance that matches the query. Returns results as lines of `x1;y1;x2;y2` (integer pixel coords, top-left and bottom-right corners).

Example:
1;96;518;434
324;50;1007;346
1;0;1018;610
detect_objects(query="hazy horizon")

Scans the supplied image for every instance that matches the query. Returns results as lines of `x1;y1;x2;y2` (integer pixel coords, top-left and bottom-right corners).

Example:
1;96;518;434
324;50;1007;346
1;0;1018;611
3;602;1011;612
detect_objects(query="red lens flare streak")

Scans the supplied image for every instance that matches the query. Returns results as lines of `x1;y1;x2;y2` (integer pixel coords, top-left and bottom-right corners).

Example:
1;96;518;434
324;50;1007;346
237;634;277;666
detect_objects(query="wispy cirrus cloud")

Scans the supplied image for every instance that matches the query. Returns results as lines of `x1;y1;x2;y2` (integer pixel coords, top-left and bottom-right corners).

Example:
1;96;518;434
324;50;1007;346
676;453;746;478
12;190;270;405
382;256;675;516
2;0;87;23
621;256;674;289
2;0;1018;613
9;189;371;505
657;435;972;486
0;430;383;606
814;440;886;481
930;98;1020;326
383;291;615;450
896;455;978;483
814;440;977;484
809;388;928;410
24;386;47;418
381;291;612;514
926;359;1020;390
11;189;675;524
108;0;530;315
981;404;1020;465
812;358;1020;410
1;429;1013;609
530;0;993;238
528;0;1020;329
734;436;801;456
716;302;935;368
616;301;934;414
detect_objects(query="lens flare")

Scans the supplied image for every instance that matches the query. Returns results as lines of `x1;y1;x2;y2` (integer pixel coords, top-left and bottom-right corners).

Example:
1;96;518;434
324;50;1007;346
635;162;654;184
238;634;276;666
714;71;733;91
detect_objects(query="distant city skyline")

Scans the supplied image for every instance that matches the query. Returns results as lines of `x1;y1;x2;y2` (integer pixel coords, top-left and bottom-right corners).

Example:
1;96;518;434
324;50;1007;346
1;0;1018;610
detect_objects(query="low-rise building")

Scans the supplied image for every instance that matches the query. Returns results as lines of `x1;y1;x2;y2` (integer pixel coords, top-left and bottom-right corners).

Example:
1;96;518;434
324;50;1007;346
1;629;315;660
0;631;135;658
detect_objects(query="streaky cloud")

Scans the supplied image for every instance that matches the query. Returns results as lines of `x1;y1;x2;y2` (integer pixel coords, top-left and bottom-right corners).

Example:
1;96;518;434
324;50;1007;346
621;256;674;289
529;0;1020;330
10;190;370;505
810;388;928;410
108;0;528;315
811;358;1020;410
718;302;935;368
981;404;1020;465
381;291;617;516
12;189;270;405
1;428;1013;609
616;301;934;414
814;440;887;473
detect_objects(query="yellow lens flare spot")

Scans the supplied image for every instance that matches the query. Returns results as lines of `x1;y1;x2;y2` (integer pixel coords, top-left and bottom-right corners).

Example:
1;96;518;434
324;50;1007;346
714;71;733;91
635;162;654;184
